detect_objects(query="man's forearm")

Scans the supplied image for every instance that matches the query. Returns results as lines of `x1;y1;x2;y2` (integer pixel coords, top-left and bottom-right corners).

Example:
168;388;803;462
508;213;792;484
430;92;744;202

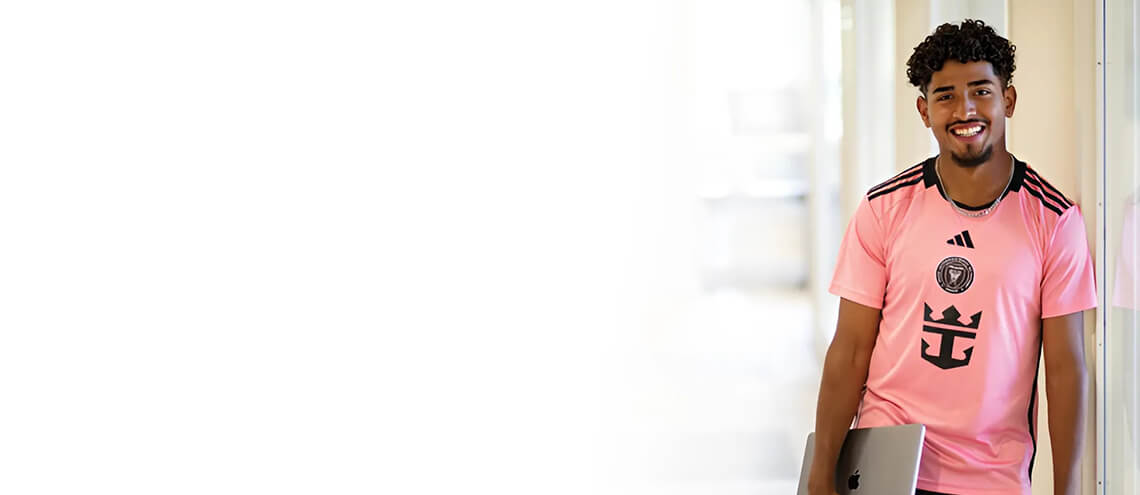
1046;366;1087;495
809;343;871;486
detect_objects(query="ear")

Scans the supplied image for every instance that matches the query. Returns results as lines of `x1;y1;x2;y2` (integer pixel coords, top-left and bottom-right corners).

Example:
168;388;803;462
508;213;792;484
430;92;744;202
1003;85;1017;118
917;95;930;128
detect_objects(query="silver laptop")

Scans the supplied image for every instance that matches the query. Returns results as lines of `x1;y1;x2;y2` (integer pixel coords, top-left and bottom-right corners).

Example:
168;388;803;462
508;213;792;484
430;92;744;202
796;424;925;495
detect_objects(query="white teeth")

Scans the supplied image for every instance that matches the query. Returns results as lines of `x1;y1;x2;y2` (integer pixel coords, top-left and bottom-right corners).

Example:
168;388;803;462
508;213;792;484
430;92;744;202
953;126;982;137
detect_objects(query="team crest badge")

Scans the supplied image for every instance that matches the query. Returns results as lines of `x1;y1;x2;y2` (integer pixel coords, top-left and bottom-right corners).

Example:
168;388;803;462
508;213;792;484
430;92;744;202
936;256;974;294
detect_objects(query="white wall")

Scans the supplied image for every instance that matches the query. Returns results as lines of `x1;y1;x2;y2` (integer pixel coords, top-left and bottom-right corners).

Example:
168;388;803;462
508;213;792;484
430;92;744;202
3;1;678;494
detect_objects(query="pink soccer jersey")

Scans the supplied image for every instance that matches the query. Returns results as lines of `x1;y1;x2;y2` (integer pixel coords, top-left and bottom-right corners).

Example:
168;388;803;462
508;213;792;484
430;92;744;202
830;156;1097;495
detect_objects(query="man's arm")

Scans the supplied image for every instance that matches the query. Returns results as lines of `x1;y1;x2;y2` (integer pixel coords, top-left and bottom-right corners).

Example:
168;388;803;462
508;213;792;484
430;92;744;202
1042;311;1088;495
807;298;881;495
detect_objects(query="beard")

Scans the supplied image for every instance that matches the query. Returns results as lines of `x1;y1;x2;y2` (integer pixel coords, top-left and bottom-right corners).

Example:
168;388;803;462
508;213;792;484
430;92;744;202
951;144;993;168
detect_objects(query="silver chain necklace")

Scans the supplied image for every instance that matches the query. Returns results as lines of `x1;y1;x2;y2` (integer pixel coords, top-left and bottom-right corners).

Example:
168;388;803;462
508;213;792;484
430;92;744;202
935;154;1015;218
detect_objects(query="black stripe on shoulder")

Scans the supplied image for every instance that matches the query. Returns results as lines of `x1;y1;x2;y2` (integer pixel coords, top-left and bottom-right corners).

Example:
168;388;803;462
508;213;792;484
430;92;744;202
1023;175;1072;213
867;176;923;201
1022;182;1066;216
868;164;924;195
1024;168;1074;208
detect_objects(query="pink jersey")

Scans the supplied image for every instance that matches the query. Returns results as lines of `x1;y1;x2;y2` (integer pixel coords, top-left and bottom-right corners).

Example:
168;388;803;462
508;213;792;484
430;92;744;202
829;156;1096;494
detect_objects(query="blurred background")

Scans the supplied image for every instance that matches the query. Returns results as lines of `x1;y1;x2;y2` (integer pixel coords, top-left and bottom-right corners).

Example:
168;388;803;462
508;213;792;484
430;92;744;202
1;0;1138;494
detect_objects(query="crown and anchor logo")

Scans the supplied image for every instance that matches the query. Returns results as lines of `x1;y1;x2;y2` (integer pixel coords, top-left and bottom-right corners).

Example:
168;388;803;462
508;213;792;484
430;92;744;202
921;304;982;370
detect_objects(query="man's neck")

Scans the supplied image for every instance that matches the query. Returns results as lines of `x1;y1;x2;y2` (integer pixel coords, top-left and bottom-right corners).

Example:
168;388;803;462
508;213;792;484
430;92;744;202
938;150;1014;208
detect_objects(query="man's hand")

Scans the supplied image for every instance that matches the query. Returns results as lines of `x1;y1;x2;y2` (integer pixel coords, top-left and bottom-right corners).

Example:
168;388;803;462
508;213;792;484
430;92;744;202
806;475;838;495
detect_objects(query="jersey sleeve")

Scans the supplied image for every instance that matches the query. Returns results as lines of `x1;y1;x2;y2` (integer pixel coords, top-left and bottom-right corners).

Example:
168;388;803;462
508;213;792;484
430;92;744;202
829;196;888;309
1041;206;1098;318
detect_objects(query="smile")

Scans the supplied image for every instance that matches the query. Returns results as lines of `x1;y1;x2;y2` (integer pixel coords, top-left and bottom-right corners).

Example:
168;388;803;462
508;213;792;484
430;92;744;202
952;125;984;137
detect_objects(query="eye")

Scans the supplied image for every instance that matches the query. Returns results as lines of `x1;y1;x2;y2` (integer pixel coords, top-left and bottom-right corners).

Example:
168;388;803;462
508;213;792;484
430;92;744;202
977;89;992;96
937;94;952;101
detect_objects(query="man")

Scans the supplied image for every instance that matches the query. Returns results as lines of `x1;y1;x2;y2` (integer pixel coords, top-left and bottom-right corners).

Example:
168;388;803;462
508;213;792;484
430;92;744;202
807;20;1095;495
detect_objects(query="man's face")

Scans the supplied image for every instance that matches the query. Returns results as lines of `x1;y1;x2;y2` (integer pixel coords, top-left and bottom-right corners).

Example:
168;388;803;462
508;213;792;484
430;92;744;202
916;60;1016;167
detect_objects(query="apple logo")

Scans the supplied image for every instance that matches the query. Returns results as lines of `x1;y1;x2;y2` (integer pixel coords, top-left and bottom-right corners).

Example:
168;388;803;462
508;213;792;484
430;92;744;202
847;470;861;490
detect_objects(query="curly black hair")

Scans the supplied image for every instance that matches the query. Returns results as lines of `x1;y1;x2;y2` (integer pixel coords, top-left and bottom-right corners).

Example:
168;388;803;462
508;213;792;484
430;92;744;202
906;19;1016;94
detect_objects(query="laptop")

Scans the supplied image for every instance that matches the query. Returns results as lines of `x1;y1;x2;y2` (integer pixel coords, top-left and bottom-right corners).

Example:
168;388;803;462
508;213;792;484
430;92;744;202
796;424;925;495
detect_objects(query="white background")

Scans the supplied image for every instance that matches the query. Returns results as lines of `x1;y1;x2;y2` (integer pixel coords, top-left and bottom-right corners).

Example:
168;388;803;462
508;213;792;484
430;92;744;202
0;1;677;493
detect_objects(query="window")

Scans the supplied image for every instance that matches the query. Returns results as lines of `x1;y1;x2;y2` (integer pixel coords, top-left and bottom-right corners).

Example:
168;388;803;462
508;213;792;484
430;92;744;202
1103;0;1140;490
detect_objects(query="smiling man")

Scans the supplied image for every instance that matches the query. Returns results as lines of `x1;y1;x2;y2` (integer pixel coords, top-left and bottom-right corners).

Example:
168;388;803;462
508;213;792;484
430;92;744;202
806;20;1095;495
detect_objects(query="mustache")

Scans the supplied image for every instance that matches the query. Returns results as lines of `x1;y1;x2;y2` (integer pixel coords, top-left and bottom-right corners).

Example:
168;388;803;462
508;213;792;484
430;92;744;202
947;119;989;130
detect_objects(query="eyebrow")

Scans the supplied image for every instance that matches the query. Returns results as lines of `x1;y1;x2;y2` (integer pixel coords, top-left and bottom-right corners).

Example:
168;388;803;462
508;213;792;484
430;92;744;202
931;79;998;94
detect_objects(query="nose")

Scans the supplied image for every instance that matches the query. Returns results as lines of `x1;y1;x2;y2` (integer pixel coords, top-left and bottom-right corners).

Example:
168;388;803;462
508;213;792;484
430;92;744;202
953;94;978;121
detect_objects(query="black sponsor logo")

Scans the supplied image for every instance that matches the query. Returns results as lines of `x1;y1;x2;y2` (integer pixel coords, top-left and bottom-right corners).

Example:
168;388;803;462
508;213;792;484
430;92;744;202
921;304;981;370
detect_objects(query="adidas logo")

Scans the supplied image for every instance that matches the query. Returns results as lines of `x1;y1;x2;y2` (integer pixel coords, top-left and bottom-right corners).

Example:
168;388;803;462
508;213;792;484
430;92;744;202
946;230;975;248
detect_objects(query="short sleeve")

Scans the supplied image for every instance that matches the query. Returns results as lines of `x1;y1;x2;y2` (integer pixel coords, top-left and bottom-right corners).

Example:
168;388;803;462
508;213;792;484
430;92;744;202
1041;206;1098;318
829;197;888;309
